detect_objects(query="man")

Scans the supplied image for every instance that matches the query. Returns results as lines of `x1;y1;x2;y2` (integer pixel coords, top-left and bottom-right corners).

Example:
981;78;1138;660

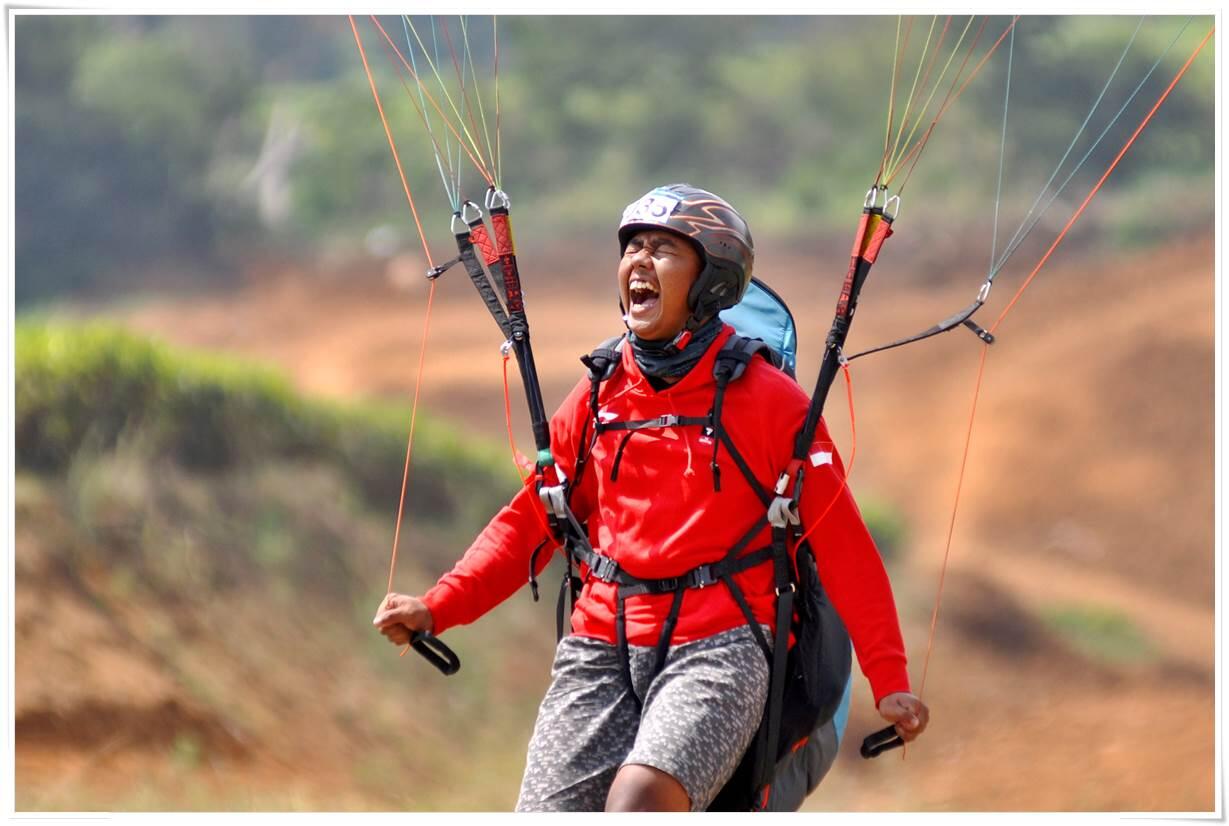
374;184;929;812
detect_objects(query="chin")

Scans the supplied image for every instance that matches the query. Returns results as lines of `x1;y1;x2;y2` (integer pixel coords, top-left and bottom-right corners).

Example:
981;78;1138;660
627;318;663;340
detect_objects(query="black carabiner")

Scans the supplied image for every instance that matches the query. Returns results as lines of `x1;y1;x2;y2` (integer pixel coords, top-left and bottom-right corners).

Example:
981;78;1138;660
409;631;461;676
860;724;904;759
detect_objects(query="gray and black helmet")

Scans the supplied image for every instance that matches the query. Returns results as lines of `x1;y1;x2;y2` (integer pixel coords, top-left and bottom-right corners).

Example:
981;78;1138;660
618;184;755;331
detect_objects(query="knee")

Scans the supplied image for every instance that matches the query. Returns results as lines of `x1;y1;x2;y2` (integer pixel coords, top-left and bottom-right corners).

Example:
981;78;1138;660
605;764;691;812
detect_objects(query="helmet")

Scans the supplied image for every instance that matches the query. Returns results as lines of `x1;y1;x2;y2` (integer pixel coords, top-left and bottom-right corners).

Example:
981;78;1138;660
618;184;755;326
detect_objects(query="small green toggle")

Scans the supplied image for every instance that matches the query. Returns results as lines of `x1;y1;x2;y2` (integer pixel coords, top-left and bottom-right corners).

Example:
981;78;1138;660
537;449;555;467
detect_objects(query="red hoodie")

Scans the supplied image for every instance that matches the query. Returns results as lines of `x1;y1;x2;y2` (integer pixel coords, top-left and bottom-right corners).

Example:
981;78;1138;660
423;325;910;704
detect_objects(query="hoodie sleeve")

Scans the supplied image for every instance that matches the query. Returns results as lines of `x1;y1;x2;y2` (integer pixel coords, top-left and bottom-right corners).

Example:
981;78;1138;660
421;376;596;636
797;417;912;707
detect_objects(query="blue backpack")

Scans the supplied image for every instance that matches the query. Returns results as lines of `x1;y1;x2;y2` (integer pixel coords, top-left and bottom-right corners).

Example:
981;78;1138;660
711;277;854;811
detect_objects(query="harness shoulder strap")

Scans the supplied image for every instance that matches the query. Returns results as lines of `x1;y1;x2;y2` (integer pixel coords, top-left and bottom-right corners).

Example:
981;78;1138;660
713;334;783;384
580;334;627;384
709;334;783;496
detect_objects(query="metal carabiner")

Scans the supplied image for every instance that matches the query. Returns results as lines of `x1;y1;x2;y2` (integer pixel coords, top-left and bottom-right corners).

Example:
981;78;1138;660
884;194;901;222
863;185;879;210
977;279;993;303
450;211;469;236
460;199;485;227
485;187;511;211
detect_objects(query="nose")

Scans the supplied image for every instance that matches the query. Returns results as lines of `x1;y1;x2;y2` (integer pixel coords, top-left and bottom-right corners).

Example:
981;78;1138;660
628;245;653;271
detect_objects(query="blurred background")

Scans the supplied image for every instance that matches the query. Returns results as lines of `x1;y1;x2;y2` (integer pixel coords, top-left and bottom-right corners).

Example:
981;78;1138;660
12;14;1215;812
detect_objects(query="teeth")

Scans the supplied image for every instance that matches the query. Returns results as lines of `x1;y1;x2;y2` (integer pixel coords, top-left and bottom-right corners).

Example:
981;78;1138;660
629;278;659;295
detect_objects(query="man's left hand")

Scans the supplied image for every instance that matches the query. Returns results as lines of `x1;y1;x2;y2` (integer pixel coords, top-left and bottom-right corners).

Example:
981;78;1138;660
877;692;930;743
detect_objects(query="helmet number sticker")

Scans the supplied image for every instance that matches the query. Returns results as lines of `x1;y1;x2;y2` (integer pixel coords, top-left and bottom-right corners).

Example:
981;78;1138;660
621;191;681;226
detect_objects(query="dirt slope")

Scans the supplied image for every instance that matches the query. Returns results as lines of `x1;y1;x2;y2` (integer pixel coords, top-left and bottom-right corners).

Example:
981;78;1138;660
21;231;1215;811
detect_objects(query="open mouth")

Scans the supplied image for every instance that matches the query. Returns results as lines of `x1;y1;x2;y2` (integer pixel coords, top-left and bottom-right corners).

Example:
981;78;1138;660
628;277;660;312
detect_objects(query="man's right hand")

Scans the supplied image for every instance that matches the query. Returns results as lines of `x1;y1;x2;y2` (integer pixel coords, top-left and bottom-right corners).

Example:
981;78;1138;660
373;592;434;647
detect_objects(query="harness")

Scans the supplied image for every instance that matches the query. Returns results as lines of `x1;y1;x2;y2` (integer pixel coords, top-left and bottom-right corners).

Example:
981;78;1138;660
535;332;798;792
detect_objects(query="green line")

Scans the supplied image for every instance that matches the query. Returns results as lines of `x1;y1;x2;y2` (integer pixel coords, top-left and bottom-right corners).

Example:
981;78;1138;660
990;16;1188;280
988;22;1015;274
887;15;938;171
494;15;502;187
884;15;902;164
886;15;976;179
460;16;498;190
405;16;490;177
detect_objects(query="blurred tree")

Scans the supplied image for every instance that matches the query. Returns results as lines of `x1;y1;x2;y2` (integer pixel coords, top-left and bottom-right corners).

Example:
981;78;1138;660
13;14;1214;307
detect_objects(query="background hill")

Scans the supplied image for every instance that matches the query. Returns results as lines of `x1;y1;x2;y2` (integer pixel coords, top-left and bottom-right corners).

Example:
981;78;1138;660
18;229;1214;812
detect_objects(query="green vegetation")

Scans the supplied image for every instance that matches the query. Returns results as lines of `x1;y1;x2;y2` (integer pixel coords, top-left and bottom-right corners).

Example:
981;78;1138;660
1041;602;1158;665
16;320;514;523
12;320;917;810
860;499;908;564
14;15;1214;305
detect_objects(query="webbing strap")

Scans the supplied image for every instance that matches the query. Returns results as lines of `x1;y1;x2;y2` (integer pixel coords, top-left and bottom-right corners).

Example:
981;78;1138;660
794;198;895;462
454;228;512;339
756;531;795;788
570;542;774;596
488;206;526;318
554;547;582;642
861;214;895;264
615;592;638;706
651;589;687;678
595;414;710;432
847;294;994;362
609;431;635;482
721;573;773;662
718;430;774;508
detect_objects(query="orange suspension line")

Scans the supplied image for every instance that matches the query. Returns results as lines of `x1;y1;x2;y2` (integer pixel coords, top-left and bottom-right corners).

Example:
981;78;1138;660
368;15;496;186
915;24;1215;707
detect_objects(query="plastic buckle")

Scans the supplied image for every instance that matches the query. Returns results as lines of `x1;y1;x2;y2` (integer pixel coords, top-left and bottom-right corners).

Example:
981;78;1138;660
775;582;797;597
655;414;679;427
689;565;717;589
593;555;620;582
657;577;679;592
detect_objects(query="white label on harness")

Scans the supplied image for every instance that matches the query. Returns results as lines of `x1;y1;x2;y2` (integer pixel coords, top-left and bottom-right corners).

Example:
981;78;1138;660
621;191;681;226
810;450;833;467
598;409;618;423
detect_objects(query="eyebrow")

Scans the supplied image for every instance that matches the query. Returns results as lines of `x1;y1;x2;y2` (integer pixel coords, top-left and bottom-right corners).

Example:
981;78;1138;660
633;233;680;250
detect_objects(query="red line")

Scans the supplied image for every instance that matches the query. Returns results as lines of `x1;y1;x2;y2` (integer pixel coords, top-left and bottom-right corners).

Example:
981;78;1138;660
892;16;1016;192
368;15;495;186
991;25;1215;333
350;16;435;270
916;22;1214;703
917;342;988;700
440;17;492;178
796;362;857;548
387;279;439;595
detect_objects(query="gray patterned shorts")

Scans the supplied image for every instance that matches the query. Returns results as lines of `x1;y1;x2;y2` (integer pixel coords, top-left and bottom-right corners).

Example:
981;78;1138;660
515;624;770;812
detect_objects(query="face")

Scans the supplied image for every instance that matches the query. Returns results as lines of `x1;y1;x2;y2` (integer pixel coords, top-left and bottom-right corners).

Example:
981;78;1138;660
618;229;703;341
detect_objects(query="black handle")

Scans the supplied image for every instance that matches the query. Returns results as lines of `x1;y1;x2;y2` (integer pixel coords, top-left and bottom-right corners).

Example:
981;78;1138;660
410;631;461;676
860;724;904;759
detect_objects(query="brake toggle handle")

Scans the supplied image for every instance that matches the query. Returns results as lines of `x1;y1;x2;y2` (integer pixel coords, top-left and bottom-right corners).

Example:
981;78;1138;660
409;630;461;676
860;723;905;759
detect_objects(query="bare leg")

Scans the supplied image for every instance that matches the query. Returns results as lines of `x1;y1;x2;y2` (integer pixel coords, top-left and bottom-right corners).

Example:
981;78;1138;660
605;763;691;812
